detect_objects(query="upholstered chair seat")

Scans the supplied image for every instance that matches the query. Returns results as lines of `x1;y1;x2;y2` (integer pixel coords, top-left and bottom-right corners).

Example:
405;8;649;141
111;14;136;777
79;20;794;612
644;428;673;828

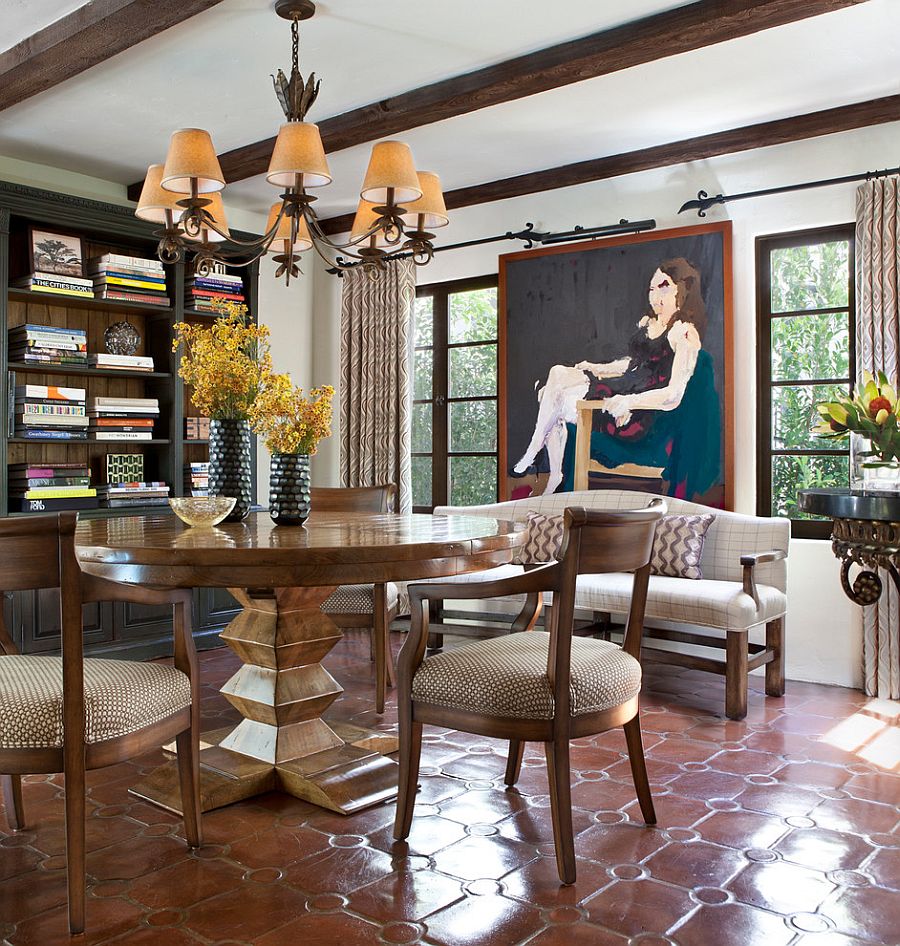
322;582;408;617
411;632;641;719
0;655;191;749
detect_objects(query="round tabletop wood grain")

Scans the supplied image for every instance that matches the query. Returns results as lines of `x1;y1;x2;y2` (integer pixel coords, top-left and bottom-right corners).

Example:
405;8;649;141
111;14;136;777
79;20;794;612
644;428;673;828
75;511;525;588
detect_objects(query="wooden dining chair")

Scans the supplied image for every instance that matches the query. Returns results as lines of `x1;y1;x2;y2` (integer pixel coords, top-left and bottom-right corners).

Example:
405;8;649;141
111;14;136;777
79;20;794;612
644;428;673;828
0;513;202;935
313;484;406;713
394;503;664;884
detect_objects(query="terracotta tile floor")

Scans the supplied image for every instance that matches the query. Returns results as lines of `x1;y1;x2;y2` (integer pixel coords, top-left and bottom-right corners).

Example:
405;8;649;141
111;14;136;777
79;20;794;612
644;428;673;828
2;632;899;945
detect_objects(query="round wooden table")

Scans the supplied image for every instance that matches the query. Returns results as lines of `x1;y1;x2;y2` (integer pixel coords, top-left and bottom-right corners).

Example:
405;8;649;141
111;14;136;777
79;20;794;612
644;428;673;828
76;510;523;815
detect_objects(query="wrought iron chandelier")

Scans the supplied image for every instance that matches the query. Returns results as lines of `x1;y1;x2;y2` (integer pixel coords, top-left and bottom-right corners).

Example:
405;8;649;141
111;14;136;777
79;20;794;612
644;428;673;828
135;0;448;283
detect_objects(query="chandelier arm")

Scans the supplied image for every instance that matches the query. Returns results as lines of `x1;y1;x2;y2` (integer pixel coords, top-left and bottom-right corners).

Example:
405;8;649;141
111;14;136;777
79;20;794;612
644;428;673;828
304;207;403;251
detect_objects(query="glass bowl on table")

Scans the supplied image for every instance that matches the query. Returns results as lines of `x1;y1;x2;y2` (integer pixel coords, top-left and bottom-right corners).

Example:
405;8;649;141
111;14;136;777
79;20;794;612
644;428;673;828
169;496;237;528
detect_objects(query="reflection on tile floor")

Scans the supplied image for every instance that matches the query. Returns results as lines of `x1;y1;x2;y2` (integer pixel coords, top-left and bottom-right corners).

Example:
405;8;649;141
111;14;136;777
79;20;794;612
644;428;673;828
1;631;899;945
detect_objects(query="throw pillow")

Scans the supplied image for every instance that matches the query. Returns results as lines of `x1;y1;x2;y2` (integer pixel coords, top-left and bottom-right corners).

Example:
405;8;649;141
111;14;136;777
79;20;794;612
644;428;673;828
514;512;565;565
651;513;715;580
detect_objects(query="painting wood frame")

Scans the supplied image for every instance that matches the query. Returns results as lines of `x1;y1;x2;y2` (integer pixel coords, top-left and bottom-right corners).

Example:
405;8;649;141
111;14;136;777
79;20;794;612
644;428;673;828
498;221;734;508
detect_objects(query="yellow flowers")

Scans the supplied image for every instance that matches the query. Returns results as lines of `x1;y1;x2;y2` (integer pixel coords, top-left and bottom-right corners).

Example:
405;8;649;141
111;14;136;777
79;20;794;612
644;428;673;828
174;295;334;454
250;377;334;456
814;370;900;462
173;299;272;420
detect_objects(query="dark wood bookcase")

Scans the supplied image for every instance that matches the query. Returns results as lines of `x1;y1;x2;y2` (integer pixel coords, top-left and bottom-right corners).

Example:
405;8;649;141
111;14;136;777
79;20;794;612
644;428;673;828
0;180;260;657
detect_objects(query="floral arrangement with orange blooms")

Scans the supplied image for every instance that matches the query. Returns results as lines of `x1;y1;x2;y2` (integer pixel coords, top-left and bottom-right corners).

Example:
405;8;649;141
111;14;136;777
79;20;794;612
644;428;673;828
173;298;273;420
250;373;334;456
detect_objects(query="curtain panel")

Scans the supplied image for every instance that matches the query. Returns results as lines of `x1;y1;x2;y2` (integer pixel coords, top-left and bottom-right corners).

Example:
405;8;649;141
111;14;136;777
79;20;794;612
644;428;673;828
339;259;415;512
855;176;900;699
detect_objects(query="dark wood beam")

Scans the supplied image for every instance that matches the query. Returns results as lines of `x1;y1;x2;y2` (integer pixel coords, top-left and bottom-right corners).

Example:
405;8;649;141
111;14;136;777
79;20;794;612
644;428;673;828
317;94;900;234
0;0;227;113
126;0;868;199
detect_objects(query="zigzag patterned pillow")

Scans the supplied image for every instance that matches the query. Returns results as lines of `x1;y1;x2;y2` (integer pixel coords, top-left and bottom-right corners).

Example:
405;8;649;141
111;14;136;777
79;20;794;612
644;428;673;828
514;512;565;565
651;514;715;580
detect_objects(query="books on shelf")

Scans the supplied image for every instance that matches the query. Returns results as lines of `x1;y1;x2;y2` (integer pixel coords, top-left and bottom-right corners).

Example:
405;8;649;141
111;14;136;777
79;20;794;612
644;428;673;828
88;396;159;441
8;324;88;368
186;461;209;496
88;353;155;372
14;383;86;401
185;416;210;440
12;273;94;298
185;271;245;311
89;253;169;306
97;481;171;509
9;463;98;514
12;371;89;439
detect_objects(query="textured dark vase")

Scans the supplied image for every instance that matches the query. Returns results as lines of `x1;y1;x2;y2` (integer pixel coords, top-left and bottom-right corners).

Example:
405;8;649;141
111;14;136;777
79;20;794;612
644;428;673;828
269;453;311;525
208;418;253;522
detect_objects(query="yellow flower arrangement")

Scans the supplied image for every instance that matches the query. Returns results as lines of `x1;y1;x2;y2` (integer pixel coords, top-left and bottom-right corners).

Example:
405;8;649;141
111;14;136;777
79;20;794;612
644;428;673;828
250;375;334;456
173;298;272;419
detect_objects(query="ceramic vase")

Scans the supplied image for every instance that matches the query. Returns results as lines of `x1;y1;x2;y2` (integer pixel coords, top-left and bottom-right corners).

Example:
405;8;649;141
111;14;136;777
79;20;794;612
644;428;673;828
208;418;253;521
269;453;311;525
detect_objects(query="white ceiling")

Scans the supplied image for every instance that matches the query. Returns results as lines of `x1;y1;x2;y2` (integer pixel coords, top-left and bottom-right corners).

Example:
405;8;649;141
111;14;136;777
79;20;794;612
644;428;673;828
0;0;91;51
0;0;896;226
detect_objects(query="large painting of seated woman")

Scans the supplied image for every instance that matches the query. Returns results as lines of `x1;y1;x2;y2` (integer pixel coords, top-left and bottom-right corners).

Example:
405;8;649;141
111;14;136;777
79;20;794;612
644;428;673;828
500;222;732;507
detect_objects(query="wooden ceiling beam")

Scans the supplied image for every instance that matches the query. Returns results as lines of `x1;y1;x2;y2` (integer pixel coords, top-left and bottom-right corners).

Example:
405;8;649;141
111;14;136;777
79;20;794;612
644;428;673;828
317;94;900;234
0;0;227;113
126;0;869;199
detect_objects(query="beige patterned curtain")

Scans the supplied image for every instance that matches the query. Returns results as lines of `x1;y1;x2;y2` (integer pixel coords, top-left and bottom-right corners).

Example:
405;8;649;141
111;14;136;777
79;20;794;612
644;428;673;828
856;176;900;698
339;260;415;512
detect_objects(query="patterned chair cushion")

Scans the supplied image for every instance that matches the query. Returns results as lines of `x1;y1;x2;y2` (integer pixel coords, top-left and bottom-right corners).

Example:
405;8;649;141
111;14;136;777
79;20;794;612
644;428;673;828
513;512;565;565
322;582;404;616
0;655;191;750
651;514;716;580
412;632;641;719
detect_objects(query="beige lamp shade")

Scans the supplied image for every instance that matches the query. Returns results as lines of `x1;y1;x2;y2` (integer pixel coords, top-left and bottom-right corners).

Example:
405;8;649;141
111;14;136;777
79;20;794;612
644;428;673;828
267;123;332;188
184;192;230;243
350;199;390;247
161;128;225;194
360;141;422;205
400;171;449;229
135;164;183;224
265;203;313;252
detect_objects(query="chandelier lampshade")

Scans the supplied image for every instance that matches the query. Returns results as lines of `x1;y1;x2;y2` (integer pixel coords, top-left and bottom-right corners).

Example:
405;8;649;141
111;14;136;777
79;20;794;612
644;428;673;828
401;172;449;229
135;164;184;223
350;199;392;247
265;202;313;252
161;128;225;194
184;192;230;242
360;141;422;205
267;122;332;188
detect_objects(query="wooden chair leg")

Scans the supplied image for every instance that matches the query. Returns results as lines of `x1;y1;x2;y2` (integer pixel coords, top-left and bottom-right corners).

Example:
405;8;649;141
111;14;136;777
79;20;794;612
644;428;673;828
385;604;398;689
765;617;785;697
176;726;202;849
374;584;388;714
1;774;24;830
426;599;444;652
623;714;656;824
725;629;749;720
544;739;576;885
593;610;612;641
504;740;525;787
64;750;86;934
393;719;423;841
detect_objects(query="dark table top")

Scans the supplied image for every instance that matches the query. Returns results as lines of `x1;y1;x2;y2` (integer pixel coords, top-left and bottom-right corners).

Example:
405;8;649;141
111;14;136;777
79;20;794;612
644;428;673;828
798;488;900;522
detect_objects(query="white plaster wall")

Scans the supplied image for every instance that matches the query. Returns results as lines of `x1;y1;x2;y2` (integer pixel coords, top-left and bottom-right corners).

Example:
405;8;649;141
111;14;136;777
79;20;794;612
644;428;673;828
306;121;900;689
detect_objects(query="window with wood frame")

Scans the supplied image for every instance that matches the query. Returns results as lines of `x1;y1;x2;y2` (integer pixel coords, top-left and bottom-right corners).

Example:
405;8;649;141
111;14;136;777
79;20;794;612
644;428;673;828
756;224;855;539
412;275;499;512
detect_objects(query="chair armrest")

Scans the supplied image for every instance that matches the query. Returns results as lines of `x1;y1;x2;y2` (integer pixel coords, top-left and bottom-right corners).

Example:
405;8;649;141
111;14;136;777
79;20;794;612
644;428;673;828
407;562;561;607
740;549;786;608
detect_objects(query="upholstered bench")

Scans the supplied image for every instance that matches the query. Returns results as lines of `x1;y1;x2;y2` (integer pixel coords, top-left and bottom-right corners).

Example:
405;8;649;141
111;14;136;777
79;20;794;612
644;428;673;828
426;490;790;720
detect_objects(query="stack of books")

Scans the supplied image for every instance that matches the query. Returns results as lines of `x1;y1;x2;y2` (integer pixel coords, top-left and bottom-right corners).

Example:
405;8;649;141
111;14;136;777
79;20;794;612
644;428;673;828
97;481;171;509
88;396;159;441
185;416;210;440
9;463;98;513
13;383;88;441
8;324;88;368
89;254;169;306
88;352;155;372
185;269;245;312
186;462;209;496
11;273;93;298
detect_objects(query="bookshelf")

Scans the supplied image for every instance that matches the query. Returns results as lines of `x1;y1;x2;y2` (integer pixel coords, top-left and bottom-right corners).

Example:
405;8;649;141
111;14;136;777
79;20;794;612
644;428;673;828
0;180;260;656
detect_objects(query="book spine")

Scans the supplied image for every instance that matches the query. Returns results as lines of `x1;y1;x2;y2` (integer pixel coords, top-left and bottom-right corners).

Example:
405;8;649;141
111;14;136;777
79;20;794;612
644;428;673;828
15;385;86;401
20;323;87;337
14;429;88;440
18;404;86;415
91;432;153;441
9;477;91;487
21;488;98;499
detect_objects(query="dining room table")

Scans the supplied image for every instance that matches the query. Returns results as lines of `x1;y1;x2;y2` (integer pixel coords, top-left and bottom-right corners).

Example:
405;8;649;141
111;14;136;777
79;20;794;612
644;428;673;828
75;509;524;815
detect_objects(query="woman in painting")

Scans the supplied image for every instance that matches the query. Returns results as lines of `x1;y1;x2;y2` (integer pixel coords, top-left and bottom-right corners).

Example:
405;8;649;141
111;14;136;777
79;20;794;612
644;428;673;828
511;257;721;498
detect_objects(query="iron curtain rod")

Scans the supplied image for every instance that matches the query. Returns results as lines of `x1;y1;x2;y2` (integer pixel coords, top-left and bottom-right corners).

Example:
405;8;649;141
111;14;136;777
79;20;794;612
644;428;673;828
679;165;900;217
326;218;657;274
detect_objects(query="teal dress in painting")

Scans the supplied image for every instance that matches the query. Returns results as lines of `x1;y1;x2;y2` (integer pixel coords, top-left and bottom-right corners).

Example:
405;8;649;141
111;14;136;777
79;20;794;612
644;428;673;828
561;327;721;499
